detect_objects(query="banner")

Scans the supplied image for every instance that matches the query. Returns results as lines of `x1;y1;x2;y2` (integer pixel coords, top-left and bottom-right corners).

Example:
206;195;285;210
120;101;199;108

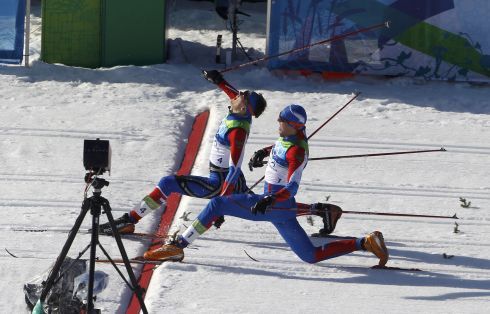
0;0;26;64
267;0;490;82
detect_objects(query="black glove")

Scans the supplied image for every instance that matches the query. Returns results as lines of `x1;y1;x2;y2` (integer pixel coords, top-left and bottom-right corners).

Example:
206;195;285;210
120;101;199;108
251;195;275;215
311;203;328;211
202;70;224;85
248;149;268;171
311;203;342;235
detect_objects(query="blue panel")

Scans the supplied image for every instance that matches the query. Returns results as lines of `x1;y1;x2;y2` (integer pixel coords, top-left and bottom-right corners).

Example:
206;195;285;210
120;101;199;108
267;0;489;82
0;0;26;64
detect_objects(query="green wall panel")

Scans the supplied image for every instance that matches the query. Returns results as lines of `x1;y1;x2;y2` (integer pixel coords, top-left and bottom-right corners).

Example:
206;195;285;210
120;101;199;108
41;0;166;68
41;0;101;68
102;0;166;67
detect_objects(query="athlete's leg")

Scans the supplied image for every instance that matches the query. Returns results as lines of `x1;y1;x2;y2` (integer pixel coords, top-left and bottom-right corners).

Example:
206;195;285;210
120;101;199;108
178;193;298;246
273;218;362;264
100;171;227;234
131;171;225;221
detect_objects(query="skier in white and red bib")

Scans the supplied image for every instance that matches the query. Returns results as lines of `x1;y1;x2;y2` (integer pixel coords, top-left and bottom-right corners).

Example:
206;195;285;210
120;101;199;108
98;70;267;234
144;104;390;267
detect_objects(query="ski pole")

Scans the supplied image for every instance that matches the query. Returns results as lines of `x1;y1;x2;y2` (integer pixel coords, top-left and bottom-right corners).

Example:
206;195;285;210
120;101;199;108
307;148;447;162
341;210;458;219
221;21;390;73
271;206;458;219
247;92;361;191
308;91;361;139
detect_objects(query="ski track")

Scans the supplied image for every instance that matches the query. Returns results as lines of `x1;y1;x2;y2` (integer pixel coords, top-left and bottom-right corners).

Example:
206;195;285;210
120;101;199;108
200;229;490;251
0;198;131;210
0;172;154;185
175;253;490;277
248;136;490;156
5;249;488;278
0;198;81;208
299;181;490;200
0;126;146;141
6;223;489;249
0;224;90;233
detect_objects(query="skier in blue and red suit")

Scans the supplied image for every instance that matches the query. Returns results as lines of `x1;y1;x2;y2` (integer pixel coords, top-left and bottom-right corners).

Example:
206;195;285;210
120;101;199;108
99;70;267;234
144;104;390;267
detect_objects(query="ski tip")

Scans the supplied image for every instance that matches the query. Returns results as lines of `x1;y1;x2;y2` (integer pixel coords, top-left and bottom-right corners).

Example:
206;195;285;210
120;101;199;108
4;248;17;258
244;250;260;262
452;213;459;219
440;147;447;151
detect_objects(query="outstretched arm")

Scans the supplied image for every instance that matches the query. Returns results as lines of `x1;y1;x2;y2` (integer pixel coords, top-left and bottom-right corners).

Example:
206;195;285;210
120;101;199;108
203;69;239;99
217;80;239;99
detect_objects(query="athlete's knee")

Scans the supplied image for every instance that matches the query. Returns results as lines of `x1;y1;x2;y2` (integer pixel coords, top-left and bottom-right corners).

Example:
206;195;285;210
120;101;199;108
285;242;317;264
286;238;317;263
294;251;317;264
208;196;226;213
157;175;175;193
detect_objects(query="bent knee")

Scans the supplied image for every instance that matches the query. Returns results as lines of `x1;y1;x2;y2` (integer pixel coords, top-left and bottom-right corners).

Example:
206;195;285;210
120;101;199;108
298;254;317;264
208;196;226;211
157;176;175;191
289;248;317;264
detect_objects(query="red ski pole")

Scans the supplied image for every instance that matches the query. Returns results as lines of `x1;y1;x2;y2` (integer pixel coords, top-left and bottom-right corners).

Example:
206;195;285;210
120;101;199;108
307;148;447;161
271;206;458;220
341;210;458;219
221;21;390;73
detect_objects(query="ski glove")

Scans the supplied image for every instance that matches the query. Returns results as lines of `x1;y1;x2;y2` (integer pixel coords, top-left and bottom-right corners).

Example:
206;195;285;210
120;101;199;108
202;69;224;85
248;149;269;171
251;195;275;215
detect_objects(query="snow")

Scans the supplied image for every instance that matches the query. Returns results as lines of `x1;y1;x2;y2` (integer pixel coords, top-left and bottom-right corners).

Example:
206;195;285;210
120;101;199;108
1;0;489;313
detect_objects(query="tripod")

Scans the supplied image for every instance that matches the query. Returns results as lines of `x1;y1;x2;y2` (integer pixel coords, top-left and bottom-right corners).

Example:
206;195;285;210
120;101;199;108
36;177;148;314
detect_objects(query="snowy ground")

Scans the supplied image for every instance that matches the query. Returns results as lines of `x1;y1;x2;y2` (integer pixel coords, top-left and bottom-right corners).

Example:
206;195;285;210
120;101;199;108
1;1;489;313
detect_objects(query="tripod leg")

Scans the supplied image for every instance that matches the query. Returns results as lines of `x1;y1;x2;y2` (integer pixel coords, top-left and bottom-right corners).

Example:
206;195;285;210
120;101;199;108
102;198;149;314
87;199;101;313
37;200;91;306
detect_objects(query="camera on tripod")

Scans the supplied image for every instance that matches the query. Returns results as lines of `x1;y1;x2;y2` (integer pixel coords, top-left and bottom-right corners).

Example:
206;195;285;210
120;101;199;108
83;139;112;175
27;139;147;314
83;139;111;189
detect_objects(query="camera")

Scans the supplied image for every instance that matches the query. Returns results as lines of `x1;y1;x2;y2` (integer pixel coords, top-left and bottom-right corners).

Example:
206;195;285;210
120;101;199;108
83;139;111;174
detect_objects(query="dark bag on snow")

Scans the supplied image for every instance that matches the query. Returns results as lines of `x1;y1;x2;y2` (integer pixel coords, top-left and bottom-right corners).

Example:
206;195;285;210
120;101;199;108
24;257;86;313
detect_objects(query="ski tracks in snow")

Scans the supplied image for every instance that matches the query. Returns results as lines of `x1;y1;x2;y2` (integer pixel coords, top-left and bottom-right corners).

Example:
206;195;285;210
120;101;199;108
0;126;146;142
300;181;490;201
247;135;490;201
249;135;490;156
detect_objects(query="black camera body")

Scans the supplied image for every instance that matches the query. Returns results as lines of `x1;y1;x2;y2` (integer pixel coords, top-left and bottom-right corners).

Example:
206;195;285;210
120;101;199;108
83;139;111;174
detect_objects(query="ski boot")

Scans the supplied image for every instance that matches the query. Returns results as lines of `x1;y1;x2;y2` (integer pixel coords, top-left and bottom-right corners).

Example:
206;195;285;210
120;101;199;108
310;203;342;237
362;231;389;266
98;213;136;235
143;236;185;262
